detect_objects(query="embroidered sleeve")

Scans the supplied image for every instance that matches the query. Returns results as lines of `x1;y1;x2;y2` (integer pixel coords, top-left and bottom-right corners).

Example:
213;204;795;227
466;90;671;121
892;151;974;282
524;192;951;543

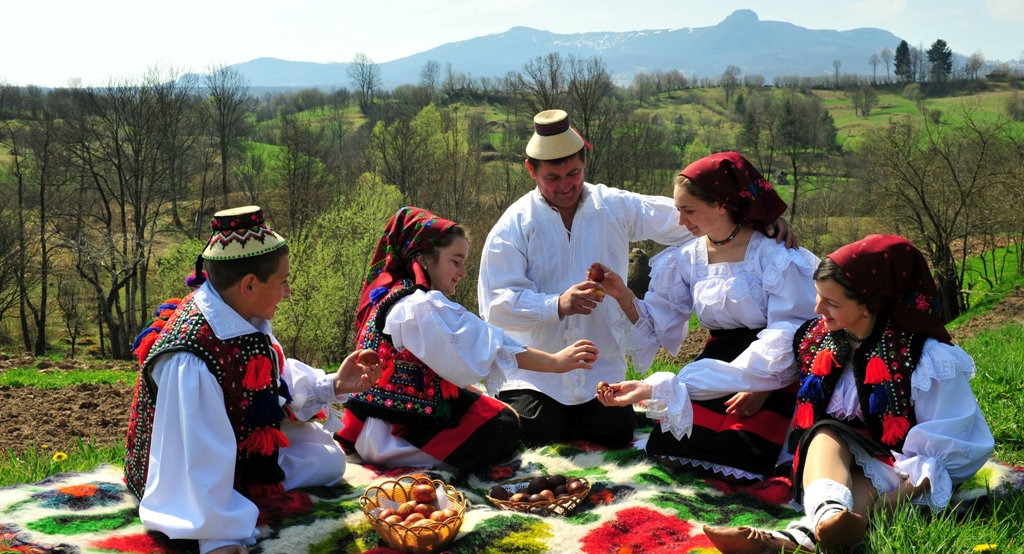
894;341;995;510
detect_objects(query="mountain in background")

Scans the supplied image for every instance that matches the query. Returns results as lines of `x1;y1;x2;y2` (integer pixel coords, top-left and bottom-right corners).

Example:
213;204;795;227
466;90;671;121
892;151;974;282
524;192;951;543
227;10;915;90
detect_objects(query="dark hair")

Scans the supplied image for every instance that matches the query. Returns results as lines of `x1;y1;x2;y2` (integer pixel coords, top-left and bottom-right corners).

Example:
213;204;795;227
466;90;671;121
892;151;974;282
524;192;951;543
420;226;468;265
813;256;864;303
673;175;743;225
201;244;290;292
526;147;588;171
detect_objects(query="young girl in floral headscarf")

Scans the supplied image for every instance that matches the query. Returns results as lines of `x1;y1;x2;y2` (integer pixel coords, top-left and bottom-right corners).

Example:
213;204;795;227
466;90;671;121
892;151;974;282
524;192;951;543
596;151;820;481
704;234;994;553
338;207;600;470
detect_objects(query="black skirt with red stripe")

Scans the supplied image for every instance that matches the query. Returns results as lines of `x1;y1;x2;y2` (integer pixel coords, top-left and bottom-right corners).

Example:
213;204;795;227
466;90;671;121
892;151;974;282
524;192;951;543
644;328;797;477
340;386;521;471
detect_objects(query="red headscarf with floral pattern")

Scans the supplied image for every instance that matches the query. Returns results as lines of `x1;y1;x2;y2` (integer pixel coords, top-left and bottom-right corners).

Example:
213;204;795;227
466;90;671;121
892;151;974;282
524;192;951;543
827;234;952;344
355;206;459;335
679;151;787;230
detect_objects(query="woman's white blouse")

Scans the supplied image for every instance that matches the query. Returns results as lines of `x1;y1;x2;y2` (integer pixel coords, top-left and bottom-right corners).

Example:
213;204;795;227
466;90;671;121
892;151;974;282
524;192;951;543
634;233;819;440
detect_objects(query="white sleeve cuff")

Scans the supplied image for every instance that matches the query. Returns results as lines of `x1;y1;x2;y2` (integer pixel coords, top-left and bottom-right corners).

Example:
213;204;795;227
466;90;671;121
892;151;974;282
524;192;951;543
895;455;953;511
644;372;693;440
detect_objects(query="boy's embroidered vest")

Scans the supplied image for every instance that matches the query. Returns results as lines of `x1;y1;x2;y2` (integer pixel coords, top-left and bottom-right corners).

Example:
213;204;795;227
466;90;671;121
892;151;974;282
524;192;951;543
345;280;459;425
790;315;924;452
124;293;290;500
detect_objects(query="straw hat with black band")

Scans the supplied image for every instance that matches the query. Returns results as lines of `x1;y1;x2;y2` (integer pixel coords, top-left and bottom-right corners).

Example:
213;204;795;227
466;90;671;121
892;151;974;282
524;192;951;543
525;109;591;161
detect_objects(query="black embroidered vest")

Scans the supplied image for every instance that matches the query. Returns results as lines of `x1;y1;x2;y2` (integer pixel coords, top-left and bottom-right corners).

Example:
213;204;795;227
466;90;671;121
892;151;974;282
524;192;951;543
791;315;925;453
345;280;457;425
125;293;289;500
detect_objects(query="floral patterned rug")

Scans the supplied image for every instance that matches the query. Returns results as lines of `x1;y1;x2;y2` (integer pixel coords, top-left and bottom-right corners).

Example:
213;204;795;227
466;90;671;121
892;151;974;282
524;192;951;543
2;428;1021;554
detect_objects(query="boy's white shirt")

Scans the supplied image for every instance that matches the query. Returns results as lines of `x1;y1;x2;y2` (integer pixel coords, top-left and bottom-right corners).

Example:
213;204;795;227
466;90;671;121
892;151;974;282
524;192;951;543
139;282;346;554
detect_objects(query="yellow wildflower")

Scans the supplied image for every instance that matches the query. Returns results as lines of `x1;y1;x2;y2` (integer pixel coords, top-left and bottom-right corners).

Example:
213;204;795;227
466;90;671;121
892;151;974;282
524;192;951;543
973;544;998;552
51;451;68;462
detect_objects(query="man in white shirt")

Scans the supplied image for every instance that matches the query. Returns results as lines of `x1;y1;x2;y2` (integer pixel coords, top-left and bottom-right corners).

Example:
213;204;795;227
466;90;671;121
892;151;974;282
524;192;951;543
478;110;794;449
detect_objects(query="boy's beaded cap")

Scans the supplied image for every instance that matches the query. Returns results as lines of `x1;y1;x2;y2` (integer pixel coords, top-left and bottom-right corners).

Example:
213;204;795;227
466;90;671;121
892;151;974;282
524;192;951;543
202;205;287;261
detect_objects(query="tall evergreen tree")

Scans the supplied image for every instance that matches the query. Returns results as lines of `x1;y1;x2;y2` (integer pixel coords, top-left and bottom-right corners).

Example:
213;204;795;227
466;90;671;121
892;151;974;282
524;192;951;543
894;40;912;83
927;39;954;82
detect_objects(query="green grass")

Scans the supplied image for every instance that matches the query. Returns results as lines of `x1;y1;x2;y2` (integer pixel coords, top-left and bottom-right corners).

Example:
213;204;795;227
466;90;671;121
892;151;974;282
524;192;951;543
0;366;136;388
0;439;126;487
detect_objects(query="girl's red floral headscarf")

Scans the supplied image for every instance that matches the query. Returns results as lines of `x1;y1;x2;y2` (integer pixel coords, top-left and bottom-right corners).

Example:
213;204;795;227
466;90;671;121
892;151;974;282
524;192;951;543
679;151;787;230
355;206;458;334
827;234;952;344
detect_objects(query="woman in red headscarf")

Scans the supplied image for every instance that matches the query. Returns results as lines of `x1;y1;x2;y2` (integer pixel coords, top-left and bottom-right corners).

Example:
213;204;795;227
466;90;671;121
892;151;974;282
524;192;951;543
704;235;994;553
596;151;820;481
338;207;600;470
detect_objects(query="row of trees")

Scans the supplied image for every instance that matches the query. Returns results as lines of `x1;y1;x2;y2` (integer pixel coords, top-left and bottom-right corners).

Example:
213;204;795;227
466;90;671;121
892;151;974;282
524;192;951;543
1;53;1022;363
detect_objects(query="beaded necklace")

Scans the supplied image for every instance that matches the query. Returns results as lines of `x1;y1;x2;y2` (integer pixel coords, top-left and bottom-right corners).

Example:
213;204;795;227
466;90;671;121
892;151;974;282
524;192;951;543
708;223;743;246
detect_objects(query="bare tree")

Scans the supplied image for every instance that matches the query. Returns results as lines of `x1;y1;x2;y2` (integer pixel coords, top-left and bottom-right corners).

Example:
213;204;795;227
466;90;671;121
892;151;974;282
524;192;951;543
419;60;441;100
858;106;1018;319
965;51;986;80
722;65;741;105
58;69;192;358
775;92;837;219
277;113;328;232
868;54;881;84
348;53;382;109
566;55;617;180
880;47;894;84
204;64;256;205
850;84;879;117
510;53;568;116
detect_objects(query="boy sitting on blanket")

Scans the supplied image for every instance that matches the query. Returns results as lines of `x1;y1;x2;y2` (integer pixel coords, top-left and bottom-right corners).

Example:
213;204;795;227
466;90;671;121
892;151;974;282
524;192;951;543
124;206;381;554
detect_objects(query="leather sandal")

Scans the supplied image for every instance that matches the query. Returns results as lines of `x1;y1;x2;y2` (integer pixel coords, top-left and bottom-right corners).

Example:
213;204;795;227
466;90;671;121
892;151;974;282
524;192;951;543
814;509;868;551
703;525;806;553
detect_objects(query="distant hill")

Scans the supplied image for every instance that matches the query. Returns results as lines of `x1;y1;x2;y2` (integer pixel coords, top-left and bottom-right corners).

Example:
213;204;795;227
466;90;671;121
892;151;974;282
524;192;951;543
225;9;915;90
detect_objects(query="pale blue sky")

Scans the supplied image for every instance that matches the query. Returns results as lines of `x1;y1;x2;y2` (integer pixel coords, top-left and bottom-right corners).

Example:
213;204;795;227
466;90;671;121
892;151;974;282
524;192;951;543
6;0;1022;87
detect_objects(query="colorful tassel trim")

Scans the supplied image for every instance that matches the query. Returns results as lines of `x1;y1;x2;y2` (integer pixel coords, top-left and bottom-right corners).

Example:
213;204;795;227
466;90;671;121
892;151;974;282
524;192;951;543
881;414;911;446
795;402;815;429
240;427;290;456
245;390;286;428
864;355;891;385
243;355;273;390
247;481;285;501
869;385;888;415
811;348;836;377
798;375;825;402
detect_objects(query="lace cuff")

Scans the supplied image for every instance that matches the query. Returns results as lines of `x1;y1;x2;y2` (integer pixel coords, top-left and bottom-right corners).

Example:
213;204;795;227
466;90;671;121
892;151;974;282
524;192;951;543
895;455;952;511
644;372;693;440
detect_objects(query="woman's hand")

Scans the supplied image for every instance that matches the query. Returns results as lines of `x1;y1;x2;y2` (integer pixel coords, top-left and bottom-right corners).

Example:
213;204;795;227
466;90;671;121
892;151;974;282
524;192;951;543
595;380;652;407
596;264;631;302
548;340;599;373
333;349;382;395
872;477;930;515
723;390;771;416
766;217;798;248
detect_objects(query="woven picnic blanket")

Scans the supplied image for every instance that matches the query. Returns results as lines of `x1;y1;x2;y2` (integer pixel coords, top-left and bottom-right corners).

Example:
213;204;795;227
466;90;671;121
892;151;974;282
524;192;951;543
3;431;1021;554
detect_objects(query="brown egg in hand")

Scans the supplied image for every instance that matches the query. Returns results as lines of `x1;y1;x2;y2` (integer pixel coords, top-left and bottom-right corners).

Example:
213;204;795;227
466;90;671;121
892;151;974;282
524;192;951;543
358;350;380;365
